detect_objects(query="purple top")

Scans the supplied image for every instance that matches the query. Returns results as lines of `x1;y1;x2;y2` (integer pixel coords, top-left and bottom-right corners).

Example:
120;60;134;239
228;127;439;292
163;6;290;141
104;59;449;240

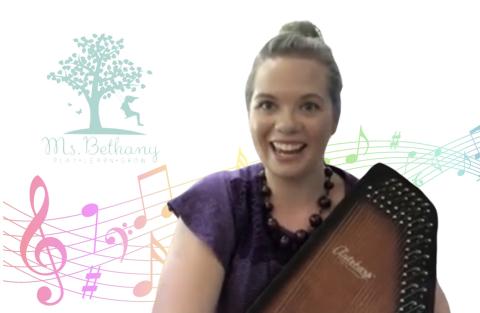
167;163;359;313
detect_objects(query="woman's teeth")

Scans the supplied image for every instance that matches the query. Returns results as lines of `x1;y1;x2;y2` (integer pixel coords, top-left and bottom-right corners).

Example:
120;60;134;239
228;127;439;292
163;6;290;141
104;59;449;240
271;142;306;154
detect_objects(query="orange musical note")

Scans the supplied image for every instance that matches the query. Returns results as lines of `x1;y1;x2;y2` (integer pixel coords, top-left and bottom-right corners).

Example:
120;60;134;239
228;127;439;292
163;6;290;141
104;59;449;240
470;125;480;160
346;126;369;163
135;165;173;229
20;176;67;305
133;233;168;297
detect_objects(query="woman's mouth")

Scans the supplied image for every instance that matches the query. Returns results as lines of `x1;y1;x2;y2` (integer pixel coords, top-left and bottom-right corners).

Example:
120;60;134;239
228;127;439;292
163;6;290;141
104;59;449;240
270;142;307;155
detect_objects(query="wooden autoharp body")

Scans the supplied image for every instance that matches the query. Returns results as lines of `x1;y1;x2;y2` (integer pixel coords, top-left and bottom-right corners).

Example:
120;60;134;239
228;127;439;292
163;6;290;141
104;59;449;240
247;163;438;313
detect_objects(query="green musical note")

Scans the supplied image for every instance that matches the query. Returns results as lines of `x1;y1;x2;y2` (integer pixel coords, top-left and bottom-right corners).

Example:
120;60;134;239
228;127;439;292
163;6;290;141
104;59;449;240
390;131;400;149
346;126;369;163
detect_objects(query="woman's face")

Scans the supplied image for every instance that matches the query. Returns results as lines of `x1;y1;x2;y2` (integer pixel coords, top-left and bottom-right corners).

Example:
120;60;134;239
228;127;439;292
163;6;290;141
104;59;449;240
248;57;337;179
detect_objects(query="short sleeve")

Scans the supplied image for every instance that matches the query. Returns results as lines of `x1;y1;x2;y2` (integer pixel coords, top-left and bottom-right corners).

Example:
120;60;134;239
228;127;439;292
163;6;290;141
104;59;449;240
167;171;236;270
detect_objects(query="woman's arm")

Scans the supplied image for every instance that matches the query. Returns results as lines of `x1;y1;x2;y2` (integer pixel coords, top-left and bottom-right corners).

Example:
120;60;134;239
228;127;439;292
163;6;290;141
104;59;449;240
152;218;225;313
435;281;450;313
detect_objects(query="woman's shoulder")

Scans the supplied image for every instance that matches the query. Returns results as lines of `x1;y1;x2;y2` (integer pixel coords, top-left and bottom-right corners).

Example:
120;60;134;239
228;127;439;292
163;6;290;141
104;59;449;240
179;163;262;199
329;164;359;192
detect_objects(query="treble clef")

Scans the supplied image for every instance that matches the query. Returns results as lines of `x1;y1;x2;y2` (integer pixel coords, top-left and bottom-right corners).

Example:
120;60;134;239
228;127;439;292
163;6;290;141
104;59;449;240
19;176;67;305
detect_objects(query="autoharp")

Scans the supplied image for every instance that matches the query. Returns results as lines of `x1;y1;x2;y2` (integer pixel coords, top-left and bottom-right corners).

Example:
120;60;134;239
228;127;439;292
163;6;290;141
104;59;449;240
247;163;438;313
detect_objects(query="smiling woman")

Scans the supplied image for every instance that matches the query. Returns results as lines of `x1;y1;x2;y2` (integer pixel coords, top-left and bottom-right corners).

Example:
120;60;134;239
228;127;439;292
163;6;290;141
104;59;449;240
152;21;450;313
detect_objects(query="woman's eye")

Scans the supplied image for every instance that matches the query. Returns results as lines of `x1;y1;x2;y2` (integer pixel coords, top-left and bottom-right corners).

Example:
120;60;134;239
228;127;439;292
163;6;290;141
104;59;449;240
302;102;320;112
257;101;275;111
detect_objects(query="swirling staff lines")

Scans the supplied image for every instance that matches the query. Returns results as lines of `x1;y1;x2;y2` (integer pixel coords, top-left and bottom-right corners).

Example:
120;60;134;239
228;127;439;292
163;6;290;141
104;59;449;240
3;193;174;251
3;200;175;268
3;209;175;270
323;130;480;181
403;133;480;179
10;173;201;223
3;223;172;287
3;217;174;273
325;124;480;163
331;140;480;177
326;137;479;171
4;127;480;292
390;132;480;184
3;235;167;303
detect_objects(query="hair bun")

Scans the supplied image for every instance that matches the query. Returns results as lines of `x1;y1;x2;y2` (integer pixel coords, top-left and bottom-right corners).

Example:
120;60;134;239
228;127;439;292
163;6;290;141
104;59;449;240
279;21;325;43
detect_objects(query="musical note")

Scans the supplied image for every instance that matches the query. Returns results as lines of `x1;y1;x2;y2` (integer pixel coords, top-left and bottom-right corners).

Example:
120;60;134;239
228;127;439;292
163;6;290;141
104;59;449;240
236;148;248;169
470;125;480;160
390;131;400;149
136;165;173;229
133;233;168;297
104;226;128;262
346;126;369;163
412;172;424;187
19;176;67;305
457;152;471;176
404;151;417;174
82;265;101;299
81;203;99;254
431;148;442;170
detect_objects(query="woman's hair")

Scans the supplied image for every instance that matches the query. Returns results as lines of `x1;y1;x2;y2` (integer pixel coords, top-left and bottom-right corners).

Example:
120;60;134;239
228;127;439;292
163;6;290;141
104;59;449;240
245;21;342;124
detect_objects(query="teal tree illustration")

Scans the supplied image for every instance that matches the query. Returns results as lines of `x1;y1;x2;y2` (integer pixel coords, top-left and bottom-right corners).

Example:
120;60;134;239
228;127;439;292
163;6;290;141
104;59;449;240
47;34;152;134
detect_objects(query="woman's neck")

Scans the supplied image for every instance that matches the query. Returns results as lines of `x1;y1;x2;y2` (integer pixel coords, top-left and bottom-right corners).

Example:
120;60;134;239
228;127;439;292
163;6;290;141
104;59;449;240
264;165;327;214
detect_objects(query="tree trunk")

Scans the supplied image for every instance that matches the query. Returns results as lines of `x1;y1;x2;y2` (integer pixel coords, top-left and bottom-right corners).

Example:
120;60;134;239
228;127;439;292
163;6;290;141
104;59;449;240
88;95;102;130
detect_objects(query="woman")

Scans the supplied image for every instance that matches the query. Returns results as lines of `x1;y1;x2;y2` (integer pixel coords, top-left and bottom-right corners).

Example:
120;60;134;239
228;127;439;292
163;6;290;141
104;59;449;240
152;21;450;313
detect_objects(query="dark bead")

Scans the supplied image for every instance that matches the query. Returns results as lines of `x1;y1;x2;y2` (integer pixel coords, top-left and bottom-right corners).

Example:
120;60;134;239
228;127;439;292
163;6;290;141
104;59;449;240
267;217;278;229
324;166;333;177
309;214;323;227
264;201;273;211
318;195;331;209
295;230;308;242
261;184;271;196
280;235;290;247
324;180;334;190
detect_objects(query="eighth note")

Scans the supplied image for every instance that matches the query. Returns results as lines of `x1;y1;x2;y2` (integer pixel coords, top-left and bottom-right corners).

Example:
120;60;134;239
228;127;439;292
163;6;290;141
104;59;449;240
346;126;369;163
133;233;168;297
82;265;101;299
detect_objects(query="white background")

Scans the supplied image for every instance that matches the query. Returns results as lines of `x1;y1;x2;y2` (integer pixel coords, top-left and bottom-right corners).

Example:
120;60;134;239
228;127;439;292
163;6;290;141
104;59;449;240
1;0;479;312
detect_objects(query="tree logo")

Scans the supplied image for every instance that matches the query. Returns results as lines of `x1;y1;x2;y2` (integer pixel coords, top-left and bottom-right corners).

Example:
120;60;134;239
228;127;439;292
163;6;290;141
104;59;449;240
47;34;152;135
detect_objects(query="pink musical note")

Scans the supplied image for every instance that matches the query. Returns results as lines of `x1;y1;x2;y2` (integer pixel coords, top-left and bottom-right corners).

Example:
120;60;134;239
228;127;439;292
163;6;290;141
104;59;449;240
104;226;128;262
19;176;67;305
135;165;173;229
470;125;480;160
133;233;168;297
81;203;99;254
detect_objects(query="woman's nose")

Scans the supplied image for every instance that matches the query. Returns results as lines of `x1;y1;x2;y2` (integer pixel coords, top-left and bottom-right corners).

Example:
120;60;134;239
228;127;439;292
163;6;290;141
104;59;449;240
275;110;300;134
